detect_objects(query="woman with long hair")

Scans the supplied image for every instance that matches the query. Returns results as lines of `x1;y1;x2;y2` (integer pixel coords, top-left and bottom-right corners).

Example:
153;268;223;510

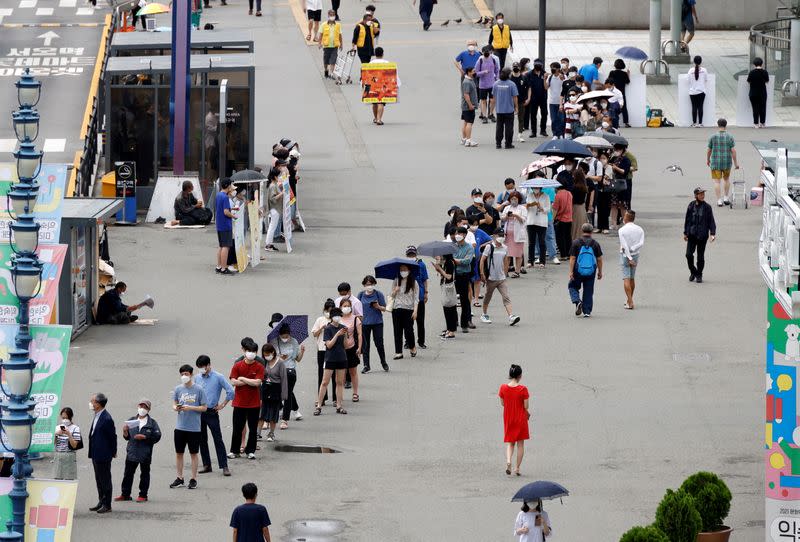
571;168;589;239
314;307;349;415
499;364;530;476
433;254;458;339
260;343;287;442
688;55;707;127
271;324;305;430
389;264;419;359
311;299;336;407
53;407;81;480
339;297;362;402
500;191;527;277
514;499;552;541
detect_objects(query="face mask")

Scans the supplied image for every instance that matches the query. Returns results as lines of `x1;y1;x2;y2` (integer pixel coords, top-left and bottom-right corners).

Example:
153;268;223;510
473;197;482;204
497;18;504;24
569;95;577;102
455;235;465;242
561;63;568;70
89;402;95;411
342;306;353;314
483;53;490;58
469;225;478;232
266;354;275;361
365;20;372;26
328;16;335;21
244;351;256;360
137;408;148;417
485;198;495;207
582;85;589;92
332;316;342;324
602;122;610;129
324;311;330;318
61;418;70;425
468;45;476;52
180;375;191;384
533;188;541;194
600;101;608;108
365;286;375;293
510;200;519;207
496;236;505;243
280;337;291;343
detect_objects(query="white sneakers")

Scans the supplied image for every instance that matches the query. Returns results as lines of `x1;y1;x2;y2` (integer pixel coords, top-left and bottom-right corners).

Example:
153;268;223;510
294;411;303;420
551;257;561;265
517;134;525;142
509;314;520;326
464;139;478;147
480;314;492;323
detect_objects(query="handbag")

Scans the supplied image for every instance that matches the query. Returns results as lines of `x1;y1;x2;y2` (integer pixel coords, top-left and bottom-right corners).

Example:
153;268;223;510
385;296;395;312
612;178;627;193
441;281;457;307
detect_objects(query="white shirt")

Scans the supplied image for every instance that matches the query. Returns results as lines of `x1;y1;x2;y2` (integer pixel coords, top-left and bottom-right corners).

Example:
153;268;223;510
608;86;624;106
546;75;563;105
515;510;551;542
138;416;148;430
443;231;476;247
525;190;550;227
91;409;101;435
688;66;708;95
334;294;363;317
619;222;645;258
311;315;330;352
305;0;322;10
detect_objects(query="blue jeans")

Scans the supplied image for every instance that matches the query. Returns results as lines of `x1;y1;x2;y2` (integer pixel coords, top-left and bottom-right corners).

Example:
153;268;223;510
548;104;563;137
199;409;228;469
534;219;558;260
568;273;596;315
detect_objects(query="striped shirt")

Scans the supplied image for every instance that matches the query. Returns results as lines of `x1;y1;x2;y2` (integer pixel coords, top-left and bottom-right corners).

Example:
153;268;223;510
55;423;81;452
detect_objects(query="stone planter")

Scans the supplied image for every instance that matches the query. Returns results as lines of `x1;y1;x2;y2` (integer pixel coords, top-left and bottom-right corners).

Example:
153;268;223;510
696;526;732;542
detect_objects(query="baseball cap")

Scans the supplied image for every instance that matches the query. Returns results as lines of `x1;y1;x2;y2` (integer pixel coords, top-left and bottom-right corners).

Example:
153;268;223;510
693;187;706;195
470;188;483;196
138;399;152;410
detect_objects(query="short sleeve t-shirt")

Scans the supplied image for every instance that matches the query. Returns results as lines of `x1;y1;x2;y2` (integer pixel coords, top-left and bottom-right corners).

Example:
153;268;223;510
230;360;265;409
455;50;479;71
547;75;563;104
461;77;478;112
230;503;271;542
323;324;348;363
173;383;207;432
215;191;232;232
492;79;518;115
578;64;599;85
747;68;770;98
569;237;603;259
482;243;507;281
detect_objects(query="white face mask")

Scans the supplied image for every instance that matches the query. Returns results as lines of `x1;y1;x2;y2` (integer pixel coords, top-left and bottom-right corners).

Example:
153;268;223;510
496;18;504;24
332;316;342;324
89;402;95;411
365;286;375;293
510;200;519;207
455;235;465;242
561;63;568;70
280;336;290;342
328;16;335;21
61;418;70;425
473;197;482;204
496;236;505;243
569;95;577;102
324;311;331;318
137;408;148;418
468;45;476;52
244;351;256;360
582;85;589;92
399;271;410;279
266;354;275;361
180;375;191;385
469;225;478;232
600;101;608;108
365;20;372;26
602;122;610;129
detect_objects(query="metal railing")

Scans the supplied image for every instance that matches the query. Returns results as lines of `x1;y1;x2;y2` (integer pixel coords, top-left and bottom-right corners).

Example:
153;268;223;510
749;18;792;90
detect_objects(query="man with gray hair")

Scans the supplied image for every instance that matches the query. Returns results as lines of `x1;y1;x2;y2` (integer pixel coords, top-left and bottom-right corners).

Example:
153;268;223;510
568;223;603;317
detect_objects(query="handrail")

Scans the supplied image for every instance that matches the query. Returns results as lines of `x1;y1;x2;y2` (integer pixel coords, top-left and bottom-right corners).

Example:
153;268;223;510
749;17;792;90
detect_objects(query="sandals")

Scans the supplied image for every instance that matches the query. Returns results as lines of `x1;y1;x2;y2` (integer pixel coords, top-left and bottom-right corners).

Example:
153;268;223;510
510;272;520;278
279;420;288;430
352;394;359;403
506;463;511;475
313;407;322;416
472;301;481;307
336;406;348;415
376;120;384;126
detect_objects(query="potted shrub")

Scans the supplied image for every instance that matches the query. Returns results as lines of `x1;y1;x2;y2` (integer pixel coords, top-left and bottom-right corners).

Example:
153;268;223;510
619;525;670;542
654;489;702;542
679;472;733;541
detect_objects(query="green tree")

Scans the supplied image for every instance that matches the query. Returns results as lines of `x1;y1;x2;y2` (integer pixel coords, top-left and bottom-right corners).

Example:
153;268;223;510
619;525;670;542
679;472;732;531
654;489;702;542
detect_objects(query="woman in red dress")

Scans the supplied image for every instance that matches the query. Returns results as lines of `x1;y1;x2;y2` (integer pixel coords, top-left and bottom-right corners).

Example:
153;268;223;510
499;364;530;476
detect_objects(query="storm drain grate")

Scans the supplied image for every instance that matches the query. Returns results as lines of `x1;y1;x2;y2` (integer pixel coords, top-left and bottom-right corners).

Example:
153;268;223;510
273;445;340;454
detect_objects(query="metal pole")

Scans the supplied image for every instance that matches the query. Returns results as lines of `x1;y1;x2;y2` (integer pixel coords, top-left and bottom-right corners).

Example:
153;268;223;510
170;0;191;175
218;79;227;181
668;0;681;54
649;0;662;74
537;0;545;62
791;19;800;83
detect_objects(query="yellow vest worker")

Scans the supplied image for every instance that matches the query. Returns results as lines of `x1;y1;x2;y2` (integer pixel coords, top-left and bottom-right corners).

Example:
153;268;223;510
488;14;513;69
320;21;342;48
352;19;377;63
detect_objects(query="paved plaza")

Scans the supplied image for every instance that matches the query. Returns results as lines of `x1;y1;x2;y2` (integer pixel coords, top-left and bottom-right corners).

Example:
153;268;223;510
23;0;800;539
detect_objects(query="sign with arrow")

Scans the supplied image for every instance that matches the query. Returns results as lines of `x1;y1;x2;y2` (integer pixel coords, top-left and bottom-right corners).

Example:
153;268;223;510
37;31;59;47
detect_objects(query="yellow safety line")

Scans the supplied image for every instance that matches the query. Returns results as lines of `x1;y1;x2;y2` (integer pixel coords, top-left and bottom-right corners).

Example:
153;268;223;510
287;0;309;39
79;13;111;141
66;151;81;198
472;0;492;19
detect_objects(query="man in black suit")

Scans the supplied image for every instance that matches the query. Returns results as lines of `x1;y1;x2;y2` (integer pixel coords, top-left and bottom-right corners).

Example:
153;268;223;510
88;393;117;514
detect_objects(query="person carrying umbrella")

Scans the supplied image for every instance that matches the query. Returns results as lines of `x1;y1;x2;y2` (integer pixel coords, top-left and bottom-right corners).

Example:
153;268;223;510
514;499;552;541
389;264;419;359
269;323;306;430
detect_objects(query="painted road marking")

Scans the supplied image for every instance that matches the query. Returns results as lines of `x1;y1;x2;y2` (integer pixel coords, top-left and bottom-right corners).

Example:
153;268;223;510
18;0;37;8
42;138;66;153
75;7;94;15
35;7;54;15
59;0;77;6
0;8;11;23
0;140;16;153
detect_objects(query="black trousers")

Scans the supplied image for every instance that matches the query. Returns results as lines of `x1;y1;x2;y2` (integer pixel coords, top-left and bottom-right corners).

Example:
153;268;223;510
555;221;573;258
495;48;508;69
686;235;708;276
621;90;629;125
230;407;259;455
528;100;548;134
750;95;767;125
527;225;547;264
454;273;472;328
495;112;514;147
362;323;386;368
690;92;705;124
317;351;336;402
121;459;150;498
596;191;611;231
200;409;228;469
442;305;458;332
392;308;415;354
281;369;299;421
93;460;112;507
415;300;426;346
331;0;340;19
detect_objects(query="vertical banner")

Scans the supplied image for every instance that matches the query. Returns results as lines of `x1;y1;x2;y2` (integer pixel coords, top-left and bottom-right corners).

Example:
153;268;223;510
765;290;800;539
281;171;293;253
25;479;78;542
361;63;399;103
0;163;67;244
248;191;261;268
232;199;247;274
0;245;67;325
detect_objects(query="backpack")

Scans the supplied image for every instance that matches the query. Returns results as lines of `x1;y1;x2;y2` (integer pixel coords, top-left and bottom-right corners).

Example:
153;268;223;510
575;240;598;276
482;244;495;278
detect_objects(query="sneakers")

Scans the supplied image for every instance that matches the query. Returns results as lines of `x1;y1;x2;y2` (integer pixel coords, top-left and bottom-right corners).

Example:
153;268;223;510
265;245;278;252
488;114;496;122
169;478;185;489
294;411;303;420
226;452;239;459
574;301;583;316
114;495;132;502
136;496;148;502
717;198;723;207
482;117;489;124
465;140;478;147
583;313;591;318
517;134;525;142
723;197;730;205
551;257;561;265
226;265;237;272
480;314;492;323
248;453;256;460
509;315;520;326
460;137;466;145
266;432;274;442
188;479;197;489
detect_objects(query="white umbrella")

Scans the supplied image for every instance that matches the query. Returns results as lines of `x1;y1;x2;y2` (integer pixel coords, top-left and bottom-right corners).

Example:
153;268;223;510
519;178;563;189
576;90;614;103
520;156;563;177
574;135;612;149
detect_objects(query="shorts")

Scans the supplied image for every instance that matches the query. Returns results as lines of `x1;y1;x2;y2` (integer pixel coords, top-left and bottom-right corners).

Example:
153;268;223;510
620;253;639;279
217;230;233;248
174;429;201;454
461;109;476;123
682;13;694;33
323;47;338;66
711;169;731;180
346;346;360;368
260;399;282;423
478;88;492;101
307;9;321;21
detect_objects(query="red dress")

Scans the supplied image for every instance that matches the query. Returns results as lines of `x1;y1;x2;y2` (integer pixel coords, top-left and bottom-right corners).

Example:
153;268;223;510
499;383;530;443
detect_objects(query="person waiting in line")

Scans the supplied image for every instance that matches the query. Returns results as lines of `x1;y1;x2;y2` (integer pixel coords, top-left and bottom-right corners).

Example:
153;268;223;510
96;282;148;325
171;181;212;226
747;57;769;128
53;407;82;480
116;399;161;503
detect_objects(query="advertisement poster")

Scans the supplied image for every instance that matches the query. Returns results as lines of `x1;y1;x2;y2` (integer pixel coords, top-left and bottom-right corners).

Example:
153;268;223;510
281;172;293;254
361;62;398;104
25;479;78;542
0;244;67;325
232;199;247;274
248;192;261;268
0;325;71;453
0;163;67;245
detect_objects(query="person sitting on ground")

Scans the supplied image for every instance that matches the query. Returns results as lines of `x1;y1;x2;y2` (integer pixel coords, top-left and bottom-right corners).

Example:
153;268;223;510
96;282;147;325
171;181;212;226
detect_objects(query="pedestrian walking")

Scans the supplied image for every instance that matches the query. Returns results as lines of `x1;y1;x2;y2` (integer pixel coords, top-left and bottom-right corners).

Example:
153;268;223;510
230;483;272;542
525;186;549;268
53;407;82;481
499;364;529;476
215;178;236;274
247;0;262;17
684;187;716;283
706;118;739;206
305;0;322;41
88;393;116;514
314;307;349;415
312;299;337;404
132;0;149;30
335;281;364;316
476;46;500;124
366;47;396;125
488;13;513;68
545;63;565;138
568;223;603;317
460;66;479;147
170;366;207;489
452;226;474;332
319;11;342;79
338;298;362;399
623;145;637;208
514;500;552;541
271;325;305;430
681;0;698;47
500;192;527;277
552;184;573;259
116;399;161;503
194;355;234;477
389;264;419;359
228;348;264;459
480;228;521;325
357;275;388;372
510;62;528;142
747;57;769;128
412;0;434;30
365;5;381;42
433;254;458;339
351;13;376;65
468;216;492;305
492;68;519;149
454;40;480;77
688;56;707;127
618;210;645;309
523;64;548;137
260;344;288;442
405;246;429;349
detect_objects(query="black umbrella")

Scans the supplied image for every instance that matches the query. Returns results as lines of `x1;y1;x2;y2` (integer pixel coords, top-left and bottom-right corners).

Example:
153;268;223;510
231;169;267;183
599;132;629;147
511;481;569;502
533;139;591;158
415;241;457;257
374;258;420;280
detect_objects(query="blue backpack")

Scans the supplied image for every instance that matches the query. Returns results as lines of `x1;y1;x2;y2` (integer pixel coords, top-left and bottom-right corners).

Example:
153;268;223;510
576;241;597;276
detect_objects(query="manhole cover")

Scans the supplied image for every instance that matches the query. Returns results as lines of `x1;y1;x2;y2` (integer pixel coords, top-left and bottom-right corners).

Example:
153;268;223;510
285;519;346;536
274;445;341;454
672;352;711;363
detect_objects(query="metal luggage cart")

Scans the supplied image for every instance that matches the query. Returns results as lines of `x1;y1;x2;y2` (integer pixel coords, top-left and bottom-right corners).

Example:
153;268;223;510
333;50;357;85
729;169;748;209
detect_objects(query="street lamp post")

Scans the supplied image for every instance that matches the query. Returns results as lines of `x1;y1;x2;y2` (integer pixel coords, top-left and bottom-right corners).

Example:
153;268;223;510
0;67;43;542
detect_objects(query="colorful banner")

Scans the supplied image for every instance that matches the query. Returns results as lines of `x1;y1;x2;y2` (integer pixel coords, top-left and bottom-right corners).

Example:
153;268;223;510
248;192;261;268
25;479;78;542
0;245;67;325
232;198;247;274
0;325;71;454
361;62;398;104
281;172;293;254
0;163;67;245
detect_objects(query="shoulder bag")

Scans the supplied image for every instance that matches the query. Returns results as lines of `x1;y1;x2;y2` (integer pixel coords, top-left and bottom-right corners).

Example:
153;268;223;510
441;281;457;307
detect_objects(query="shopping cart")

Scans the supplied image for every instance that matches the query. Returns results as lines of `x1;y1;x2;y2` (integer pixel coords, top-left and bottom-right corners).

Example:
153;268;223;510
729;168;748;210
333;50;357;85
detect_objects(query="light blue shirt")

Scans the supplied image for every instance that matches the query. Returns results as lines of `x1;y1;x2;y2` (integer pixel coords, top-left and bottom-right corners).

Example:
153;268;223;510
543;187;556;221
491;79;519;115
271;337;300;370
173;383;206;432
578;64;600;85
194;370;234;410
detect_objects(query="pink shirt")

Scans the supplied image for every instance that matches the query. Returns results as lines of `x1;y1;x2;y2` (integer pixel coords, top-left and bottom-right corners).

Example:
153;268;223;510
553;190;573;223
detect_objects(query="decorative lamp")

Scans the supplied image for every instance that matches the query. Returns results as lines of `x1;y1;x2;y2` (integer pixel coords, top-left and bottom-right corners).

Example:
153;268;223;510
15;69;41;108
10;257;42;300
0;402;35;453
10;220;39;255
11;108;39;143
12;142;42;182
6;184;39;219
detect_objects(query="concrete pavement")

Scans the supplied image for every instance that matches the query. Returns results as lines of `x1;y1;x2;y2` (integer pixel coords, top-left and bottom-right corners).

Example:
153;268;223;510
49;0;794;540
